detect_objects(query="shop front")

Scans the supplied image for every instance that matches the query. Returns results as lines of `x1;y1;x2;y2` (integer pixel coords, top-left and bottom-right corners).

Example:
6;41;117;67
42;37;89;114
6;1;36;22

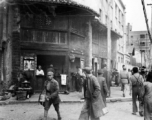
4;0;99;93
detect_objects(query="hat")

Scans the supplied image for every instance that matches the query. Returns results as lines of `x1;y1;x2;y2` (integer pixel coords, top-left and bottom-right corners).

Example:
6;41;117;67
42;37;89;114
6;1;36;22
83;67;92;72
98;69;104;74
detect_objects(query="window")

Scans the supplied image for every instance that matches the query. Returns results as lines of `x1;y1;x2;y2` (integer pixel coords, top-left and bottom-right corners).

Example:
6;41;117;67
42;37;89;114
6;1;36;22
111;21;113;29
115;3;117;18
140;42;145;46
121;13;124;24
121;57;123;63
105;15;108;25
118;10;120;21
140;34;145;38
99;9;102;21
21;29;67;44
118;57;120;62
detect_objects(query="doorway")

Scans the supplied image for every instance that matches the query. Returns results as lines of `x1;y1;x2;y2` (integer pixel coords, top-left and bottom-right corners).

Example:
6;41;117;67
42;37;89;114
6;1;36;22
35;55;66;92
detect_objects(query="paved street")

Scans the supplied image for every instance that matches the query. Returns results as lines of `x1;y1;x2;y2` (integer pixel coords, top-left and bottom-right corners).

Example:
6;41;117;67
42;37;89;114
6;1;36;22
0;102;143;120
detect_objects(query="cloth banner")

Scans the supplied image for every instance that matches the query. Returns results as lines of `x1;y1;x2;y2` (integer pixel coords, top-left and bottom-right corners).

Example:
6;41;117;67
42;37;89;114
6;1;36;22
61;74;67;85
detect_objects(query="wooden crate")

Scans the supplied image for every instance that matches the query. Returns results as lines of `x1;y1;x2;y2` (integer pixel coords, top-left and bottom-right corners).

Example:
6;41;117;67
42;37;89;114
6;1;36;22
16;91;27;100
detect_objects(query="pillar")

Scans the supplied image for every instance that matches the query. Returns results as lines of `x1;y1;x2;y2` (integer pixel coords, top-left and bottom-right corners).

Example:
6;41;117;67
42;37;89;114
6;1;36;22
85;20;92;68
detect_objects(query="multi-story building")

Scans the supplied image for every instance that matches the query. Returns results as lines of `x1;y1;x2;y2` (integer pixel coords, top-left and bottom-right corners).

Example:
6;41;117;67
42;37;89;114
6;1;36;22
112;0;126;72
126;23;151;68
0;0;126;92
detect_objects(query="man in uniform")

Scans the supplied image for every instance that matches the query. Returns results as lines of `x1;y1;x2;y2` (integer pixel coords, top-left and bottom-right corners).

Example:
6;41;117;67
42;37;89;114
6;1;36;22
44;70;61;120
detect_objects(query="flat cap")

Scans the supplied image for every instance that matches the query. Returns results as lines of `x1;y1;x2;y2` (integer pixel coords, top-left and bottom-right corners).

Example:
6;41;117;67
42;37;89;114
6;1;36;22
98;69;104;74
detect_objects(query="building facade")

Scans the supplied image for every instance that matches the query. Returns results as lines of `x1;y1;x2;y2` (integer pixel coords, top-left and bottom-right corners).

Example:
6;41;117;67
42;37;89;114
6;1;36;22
112;0;126;72
126;23;151;68
0;0;125;92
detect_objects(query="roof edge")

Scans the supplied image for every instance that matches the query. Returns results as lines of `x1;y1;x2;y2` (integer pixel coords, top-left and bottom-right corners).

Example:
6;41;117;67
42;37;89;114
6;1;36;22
17;0;99;17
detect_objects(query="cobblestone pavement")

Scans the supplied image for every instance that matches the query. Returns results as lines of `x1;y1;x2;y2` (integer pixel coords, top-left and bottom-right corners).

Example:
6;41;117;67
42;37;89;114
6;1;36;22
0;102;143;120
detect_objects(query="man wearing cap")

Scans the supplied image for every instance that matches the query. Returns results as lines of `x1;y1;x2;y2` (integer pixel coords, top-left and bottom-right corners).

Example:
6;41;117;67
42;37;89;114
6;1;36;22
43;70;61;120
79;67;105;120
119;65;130;97
97;69;109;106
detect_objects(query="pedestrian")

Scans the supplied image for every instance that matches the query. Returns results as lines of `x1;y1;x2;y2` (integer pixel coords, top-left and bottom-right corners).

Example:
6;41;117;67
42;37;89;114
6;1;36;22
43;70;61;120
112;68;119;86
75;67;83;92
146;69;152;83
36;65;44;76
119;65;130;97
102;64;110;96
97;69;109;106
47;64;55;73
141;75;152;120
79;67;105;120
24;68;34;94
36;65;45;90
140;66;146;81
130;67;144;116
81;71;86;99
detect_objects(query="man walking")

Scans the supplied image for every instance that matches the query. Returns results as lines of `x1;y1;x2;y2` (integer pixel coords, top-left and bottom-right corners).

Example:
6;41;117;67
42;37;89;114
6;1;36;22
97;69;109;106
103;64;111;96
43;70;61;120
119;65;130;97
130;67;144;116
79;67;105;120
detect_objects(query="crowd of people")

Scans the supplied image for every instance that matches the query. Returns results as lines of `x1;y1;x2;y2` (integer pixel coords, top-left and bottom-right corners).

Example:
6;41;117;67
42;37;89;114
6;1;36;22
39;64;152;120
113;65;152;120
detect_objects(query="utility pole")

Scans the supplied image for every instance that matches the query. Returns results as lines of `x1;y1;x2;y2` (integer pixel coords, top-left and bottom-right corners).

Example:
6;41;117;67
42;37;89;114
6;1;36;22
147;3;152;68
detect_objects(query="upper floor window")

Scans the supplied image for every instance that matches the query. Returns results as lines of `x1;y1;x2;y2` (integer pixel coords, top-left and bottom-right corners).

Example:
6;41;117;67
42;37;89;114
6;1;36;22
105;15;108;25
140;34;145;38
99;9;102;21
140;42;145;46
115;3;117;18
21;29;67;44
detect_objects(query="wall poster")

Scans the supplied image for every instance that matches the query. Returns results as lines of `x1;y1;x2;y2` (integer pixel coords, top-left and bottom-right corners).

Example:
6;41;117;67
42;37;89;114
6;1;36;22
23;56;35;71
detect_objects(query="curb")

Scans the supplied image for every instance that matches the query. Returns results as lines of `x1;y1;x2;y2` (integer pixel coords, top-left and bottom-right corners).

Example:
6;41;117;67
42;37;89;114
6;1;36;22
0;97;132;105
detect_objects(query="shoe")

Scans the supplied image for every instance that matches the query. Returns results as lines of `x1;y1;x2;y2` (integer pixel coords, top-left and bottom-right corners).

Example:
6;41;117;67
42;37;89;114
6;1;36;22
132;113;136;115
139;111;144;117
58;117;62;120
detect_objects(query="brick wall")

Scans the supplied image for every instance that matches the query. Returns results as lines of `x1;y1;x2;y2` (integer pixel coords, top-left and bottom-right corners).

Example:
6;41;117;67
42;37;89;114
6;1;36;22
12;32;20;83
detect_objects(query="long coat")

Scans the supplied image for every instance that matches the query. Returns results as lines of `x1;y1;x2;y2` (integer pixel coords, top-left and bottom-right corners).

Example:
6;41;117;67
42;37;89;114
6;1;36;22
79;74;105;120
97;76;109;106
142;82;152;120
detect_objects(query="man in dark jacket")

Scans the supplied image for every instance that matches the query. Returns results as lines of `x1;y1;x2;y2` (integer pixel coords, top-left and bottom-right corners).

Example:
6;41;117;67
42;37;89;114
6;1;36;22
97;69;109;106
44;70;61;120
79;67;105;120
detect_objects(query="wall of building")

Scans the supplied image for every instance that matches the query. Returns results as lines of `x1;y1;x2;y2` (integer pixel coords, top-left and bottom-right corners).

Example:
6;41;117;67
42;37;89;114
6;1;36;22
129;31;150;67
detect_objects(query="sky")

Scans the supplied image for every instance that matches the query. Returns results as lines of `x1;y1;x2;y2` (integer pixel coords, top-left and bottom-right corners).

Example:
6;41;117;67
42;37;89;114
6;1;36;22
123;0;152;31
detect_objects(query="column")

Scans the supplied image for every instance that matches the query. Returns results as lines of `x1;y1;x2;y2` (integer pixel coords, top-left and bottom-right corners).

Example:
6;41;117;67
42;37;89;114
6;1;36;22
85;20;92;68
